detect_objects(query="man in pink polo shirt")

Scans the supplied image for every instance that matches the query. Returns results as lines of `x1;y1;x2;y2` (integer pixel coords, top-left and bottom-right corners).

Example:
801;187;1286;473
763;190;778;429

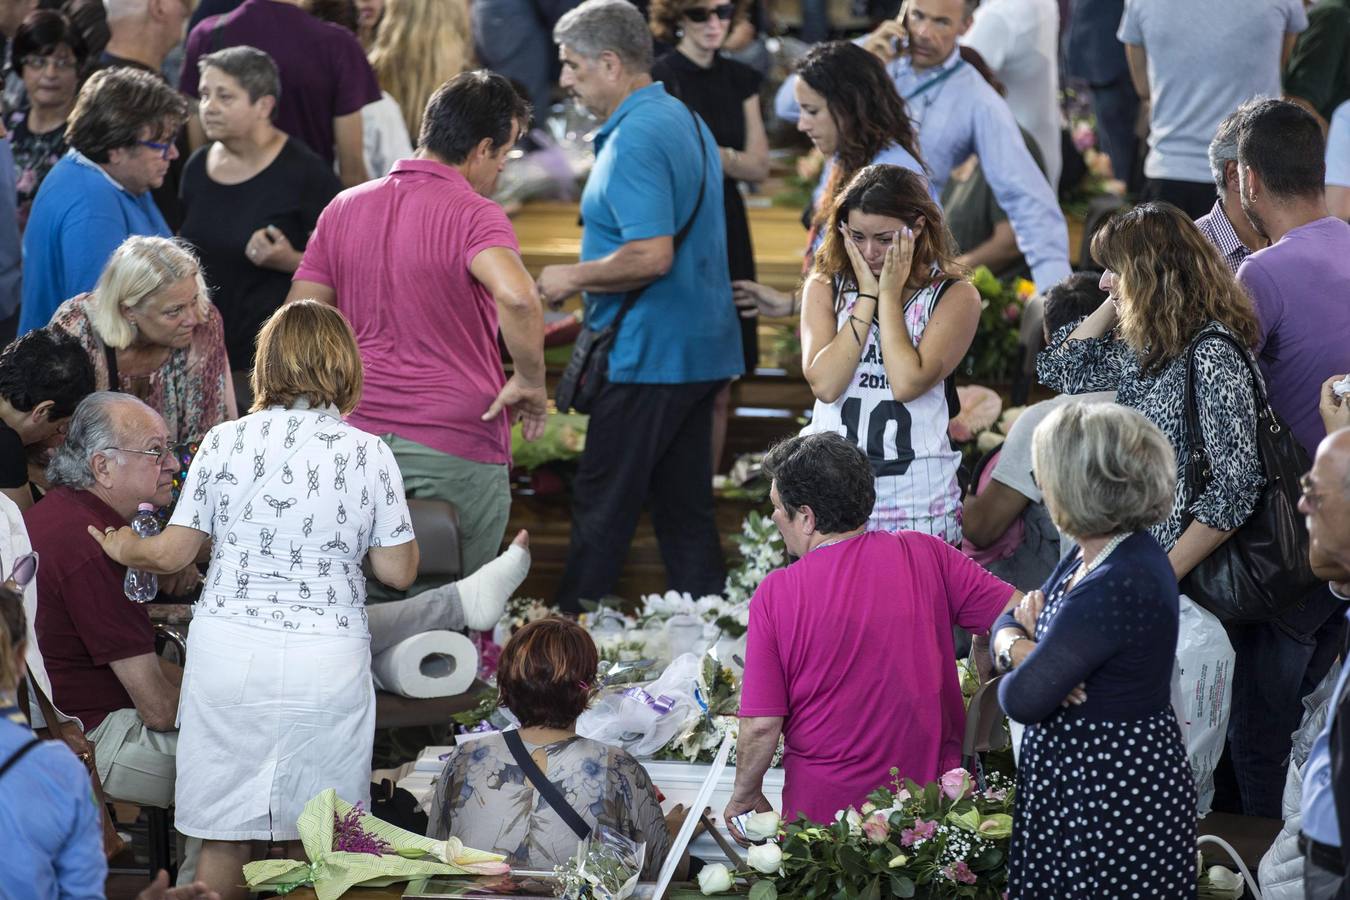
289;71;546;579
724;433;1020;828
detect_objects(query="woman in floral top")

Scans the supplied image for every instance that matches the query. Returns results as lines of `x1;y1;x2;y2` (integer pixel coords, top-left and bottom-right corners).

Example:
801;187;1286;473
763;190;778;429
429;618;675;879
9;11;86;234
48;236;236;445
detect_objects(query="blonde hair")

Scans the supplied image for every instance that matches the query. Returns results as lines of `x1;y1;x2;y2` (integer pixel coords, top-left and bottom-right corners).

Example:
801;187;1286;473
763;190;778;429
1031;401;1176;541
0;584;26;694
1090;202;1260;376
87;237;211;350
368;0;474;138
251;300;364;416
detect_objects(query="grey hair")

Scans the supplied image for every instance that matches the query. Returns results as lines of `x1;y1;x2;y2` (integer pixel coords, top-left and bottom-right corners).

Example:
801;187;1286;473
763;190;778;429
553;0;653;72
88;236;210;350
1031;401;1176;541
46;392;155;490
1209;98;1264;196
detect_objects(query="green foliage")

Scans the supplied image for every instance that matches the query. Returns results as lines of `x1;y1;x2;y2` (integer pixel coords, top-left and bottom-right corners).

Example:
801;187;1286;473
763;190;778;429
960;267;1035;385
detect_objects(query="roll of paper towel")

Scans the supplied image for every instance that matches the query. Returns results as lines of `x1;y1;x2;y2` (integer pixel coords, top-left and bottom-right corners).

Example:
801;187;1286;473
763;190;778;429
371;630;479;698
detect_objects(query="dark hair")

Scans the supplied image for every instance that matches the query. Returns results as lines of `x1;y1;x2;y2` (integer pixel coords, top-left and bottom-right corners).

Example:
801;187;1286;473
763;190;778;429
303;0;358;32
0;328;96;420
1042;272;1108;337
647;0;750;45
797;42;925;227
1237;98;1325;200
813;164;962;303
12;10;88;72
496;617;598;729
58;0;109;64
199;45;281;114
65;67;190;162
418;69;530;164
762;432;875;534
958;44;1004;96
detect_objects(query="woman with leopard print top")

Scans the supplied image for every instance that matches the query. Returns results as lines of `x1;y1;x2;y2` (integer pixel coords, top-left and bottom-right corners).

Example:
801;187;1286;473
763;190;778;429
1037;202;1265;571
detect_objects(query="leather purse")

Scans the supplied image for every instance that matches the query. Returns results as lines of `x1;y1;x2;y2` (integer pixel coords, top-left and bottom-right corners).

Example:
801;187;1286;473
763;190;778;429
554;104;708;415
1179;329;1319;624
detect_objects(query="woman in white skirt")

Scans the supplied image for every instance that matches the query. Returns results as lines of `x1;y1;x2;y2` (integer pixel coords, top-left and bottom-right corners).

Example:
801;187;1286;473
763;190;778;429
91;301;420;898
800;164;980;542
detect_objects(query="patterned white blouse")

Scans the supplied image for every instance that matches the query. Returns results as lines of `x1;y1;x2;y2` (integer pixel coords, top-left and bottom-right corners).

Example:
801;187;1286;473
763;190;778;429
170;403;414;635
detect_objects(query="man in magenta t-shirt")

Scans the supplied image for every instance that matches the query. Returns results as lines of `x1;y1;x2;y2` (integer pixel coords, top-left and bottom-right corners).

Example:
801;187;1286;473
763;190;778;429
725;433;1020;828
290;72;546;579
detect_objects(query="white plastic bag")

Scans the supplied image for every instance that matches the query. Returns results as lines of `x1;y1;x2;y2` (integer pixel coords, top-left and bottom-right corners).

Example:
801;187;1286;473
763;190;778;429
1173;594;1236;817
576;653;703;757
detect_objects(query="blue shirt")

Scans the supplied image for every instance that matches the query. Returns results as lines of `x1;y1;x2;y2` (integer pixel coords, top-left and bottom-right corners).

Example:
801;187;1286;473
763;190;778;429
776;47;1071;290
811;143;936;217
1302;607;1350;846
0;708;106;899
1328;100;1350;189
580;83;743;384
19;149;171;337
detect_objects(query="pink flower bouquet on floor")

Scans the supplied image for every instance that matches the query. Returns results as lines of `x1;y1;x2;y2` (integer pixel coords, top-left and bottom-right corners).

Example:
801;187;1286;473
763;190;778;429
242;788;508;900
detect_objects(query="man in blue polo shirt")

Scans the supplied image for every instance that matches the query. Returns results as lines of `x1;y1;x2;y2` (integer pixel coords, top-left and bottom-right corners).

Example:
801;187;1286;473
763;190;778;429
538;0;742;611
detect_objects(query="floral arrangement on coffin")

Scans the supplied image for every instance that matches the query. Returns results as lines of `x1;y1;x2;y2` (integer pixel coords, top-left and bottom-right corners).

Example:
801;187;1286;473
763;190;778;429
242;789;508;900
960;267;1035;385
692;768;1016;900
650;651;744;763
724;509;787;606
1196;852;1245;899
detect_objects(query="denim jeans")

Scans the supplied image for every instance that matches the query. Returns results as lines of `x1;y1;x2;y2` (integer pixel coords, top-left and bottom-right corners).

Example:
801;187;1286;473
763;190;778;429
1225;585;1347;818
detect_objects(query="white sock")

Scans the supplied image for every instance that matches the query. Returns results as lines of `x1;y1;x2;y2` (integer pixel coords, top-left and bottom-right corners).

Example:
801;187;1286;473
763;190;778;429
456;543;530;630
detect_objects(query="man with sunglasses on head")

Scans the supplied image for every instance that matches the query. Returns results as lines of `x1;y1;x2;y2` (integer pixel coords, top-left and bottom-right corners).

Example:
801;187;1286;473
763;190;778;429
18;67;188;337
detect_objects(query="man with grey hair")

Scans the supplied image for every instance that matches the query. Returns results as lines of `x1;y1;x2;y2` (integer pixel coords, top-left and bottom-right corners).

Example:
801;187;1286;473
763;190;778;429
25;392;200;881
539;0;743;612
100;0;190;73
1195;103;1268;274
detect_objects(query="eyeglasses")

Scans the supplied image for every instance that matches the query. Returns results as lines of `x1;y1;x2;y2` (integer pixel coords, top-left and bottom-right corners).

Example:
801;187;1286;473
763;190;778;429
1301;473;1323;511
4;552;38;590
685;3;734;22
106;446;172;464
138;139;175;160
22;54;76;72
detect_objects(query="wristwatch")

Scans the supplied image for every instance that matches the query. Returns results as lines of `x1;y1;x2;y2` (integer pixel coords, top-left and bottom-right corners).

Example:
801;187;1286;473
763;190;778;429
996;633;1030;674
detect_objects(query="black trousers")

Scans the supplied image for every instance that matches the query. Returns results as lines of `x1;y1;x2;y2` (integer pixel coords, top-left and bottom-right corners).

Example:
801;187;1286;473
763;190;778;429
1141;178;1218;220
555;378;728;612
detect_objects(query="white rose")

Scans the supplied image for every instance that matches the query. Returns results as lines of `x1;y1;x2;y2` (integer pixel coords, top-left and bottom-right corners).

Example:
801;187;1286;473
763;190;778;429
697;863;734;894
744;811;781;841
1205;866;1244;897
747;842;783;874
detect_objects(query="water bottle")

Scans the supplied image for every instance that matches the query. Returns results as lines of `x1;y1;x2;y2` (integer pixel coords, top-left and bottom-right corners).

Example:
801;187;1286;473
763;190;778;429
123;503;160;603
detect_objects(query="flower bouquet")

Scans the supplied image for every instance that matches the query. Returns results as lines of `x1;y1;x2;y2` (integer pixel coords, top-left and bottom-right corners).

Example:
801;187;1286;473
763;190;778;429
960;267;1035;386
691;768;1016;900
242;789;508;900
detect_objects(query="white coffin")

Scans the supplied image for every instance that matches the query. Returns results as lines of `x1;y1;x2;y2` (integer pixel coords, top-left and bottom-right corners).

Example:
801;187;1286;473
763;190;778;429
641;760;785;865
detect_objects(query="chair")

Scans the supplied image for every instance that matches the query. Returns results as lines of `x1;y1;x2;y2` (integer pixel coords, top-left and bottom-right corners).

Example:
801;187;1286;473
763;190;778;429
406;498;463;580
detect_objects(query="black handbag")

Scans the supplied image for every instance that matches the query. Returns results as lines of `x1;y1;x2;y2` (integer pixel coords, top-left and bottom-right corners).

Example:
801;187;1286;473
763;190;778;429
1179;329;1319;624
554;104;709;415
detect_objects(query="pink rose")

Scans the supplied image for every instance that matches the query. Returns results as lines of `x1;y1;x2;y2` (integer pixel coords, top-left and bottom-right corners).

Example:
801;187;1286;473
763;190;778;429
940;768;972;801
900;818;936;847
1003;302;1020;324
861;812;890;845
943;862;977;885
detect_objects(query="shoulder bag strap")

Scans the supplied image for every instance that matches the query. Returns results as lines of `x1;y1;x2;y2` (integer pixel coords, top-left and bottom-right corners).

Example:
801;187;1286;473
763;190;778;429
103;342;119;391
1182;329;1270;501
501;729;592;841
0;737;41;781
607;103;710;336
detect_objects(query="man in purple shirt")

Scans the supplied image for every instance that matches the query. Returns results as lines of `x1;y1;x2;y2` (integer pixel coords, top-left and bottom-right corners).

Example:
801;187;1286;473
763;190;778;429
1237;99;1350;460
1195;104;1267;275
179;0;380;188
1226;98;1350;819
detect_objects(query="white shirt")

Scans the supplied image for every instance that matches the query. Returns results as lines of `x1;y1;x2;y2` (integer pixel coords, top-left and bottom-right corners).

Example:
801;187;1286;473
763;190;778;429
805;279;962;541
961;0;1062;190
171;405;414;636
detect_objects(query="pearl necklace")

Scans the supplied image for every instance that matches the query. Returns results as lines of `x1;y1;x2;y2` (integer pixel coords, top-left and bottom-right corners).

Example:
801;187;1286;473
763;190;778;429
1082;533;1130;575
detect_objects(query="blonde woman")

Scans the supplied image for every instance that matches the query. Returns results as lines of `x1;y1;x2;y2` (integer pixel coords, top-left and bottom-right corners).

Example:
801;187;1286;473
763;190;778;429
47;235;236;445
368;0;473;140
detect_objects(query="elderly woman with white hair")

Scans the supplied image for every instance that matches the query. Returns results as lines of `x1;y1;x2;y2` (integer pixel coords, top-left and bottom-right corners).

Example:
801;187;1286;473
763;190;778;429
47;235;236;446
990;401;1195;899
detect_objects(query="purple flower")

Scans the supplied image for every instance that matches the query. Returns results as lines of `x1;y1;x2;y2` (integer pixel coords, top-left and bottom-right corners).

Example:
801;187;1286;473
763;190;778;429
943;861;977;885
333;803;392;856
900;818;936;847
